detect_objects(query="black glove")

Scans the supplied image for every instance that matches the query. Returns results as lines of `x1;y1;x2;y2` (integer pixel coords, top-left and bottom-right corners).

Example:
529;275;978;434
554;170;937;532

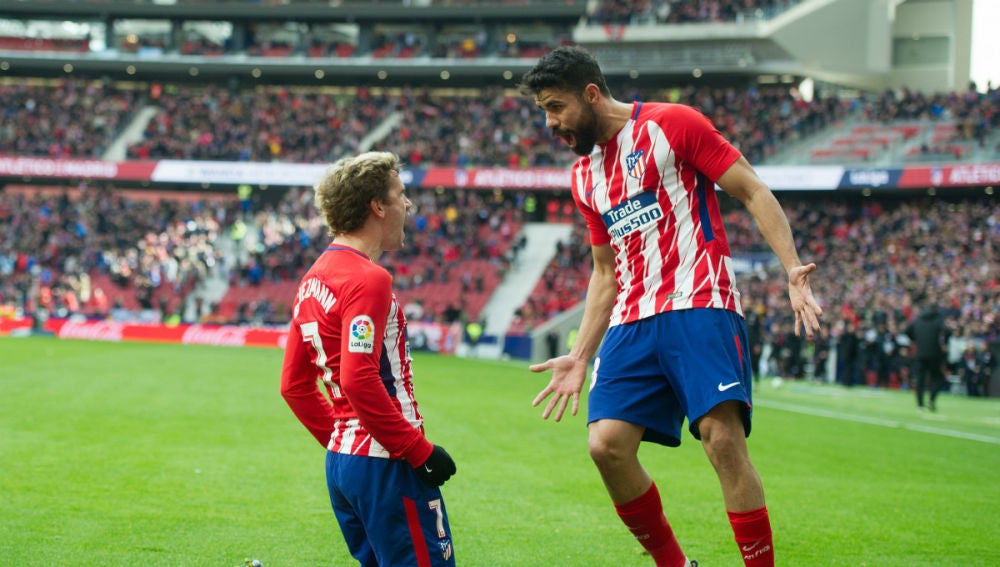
414;445;456;487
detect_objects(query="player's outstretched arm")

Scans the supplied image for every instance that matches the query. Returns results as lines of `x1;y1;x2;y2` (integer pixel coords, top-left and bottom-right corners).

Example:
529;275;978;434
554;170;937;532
717;157;823;338
530;243;616;422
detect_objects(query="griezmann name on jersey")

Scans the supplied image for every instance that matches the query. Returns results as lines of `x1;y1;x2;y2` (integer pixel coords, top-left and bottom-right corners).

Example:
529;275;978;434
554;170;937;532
280;245;432;467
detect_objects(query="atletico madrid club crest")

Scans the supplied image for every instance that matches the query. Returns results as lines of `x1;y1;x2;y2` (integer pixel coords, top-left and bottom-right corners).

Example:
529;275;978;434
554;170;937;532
626;150;645;179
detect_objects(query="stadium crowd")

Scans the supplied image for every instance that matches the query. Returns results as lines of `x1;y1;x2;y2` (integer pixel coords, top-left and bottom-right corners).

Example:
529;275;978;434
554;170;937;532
219;183;527;325
123;81;863;166
512;192;999;390
587;0;801;24
0;68;998;391
0;0;800;60
739;194;998;387
0;75;990;170
0;80;137;158
0;185;232;323
126;84;394;163
2;176;996;394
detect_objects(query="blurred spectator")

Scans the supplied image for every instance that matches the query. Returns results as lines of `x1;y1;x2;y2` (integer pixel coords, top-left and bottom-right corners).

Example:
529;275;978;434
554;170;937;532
514;192;999;393
217;183;526;324
0;80;136;158
1;77;985;172
906;296;949;410
0;184;234;321
126;84;396;163
588;0;801;24
960;343;991;397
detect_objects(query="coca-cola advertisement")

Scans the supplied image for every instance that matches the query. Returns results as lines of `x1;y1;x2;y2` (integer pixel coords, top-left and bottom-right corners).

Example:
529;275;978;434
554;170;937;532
0;318;458;354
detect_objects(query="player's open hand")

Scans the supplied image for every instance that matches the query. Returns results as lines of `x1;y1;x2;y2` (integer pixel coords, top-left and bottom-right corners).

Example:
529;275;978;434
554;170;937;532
529;355;589;422
789;262;823;338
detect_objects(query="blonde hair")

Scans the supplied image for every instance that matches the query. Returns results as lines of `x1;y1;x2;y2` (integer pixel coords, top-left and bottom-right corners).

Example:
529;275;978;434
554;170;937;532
314;151;401;236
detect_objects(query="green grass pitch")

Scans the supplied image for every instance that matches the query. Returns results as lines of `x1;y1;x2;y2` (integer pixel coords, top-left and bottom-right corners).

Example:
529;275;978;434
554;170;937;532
1;336;998;566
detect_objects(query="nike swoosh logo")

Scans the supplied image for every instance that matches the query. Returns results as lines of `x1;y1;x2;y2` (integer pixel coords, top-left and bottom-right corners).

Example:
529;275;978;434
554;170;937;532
423;465;433;473
741;541;761;552
718;381;741;392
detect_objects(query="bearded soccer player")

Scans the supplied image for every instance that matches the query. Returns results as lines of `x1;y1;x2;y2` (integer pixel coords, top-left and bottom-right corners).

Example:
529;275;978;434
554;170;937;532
280;151;457;567
521;47;823;567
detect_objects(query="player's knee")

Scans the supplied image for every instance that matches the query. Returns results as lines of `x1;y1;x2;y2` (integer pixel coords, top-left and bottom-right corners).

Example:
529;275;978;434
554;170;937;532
588;435;628;469
700;420;750;472
699;414;742;449
700;422;739;453
698;402;746;440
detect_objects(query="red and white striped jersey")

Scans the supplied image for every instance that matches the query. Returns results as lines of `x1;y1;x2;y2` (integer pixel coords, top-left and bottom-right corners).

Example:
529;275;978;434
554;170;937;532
280;245;433;467
573;101;744;327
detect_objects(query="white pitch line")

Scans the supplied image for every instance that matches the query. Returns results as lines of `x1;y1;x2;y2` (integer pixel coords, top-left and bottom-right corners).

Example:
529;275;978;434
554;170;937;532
756;400;1000;445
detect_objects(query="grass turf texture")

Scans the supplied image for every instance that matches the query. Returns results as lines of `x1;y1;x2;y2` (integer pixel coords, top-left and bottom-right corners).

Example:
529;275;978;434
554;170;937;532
1;336;998;566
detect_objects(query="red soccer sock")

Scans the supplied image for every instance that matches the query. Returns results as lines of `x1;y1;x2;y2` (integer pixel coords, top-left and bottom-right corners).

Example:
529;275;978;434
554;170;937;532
728;506;774;567
614;482;687;567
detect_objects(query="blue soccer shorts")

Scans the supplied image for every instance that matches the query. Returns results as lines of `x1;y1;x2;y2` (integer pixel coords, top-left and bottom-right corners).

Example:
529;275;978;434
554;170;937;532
326;452;455;567
588;308;753;447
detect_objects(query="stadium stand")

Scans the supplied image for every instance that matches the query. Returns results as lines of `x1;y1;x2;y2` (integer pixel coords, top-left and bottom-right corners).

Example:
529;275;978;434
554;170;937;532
588;0;802;24
125;84;395;163
0;75;989;170
0;0;997;392
0;79;138;158
0;184;235;322
97;81;859;167
4;177;995;381
213;184;526;325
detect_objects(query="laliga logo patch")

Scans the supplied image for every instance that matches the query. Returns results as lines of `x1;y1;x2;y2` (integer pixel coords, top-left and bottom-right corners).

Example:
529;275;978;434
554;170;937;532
625;149;645;179
348;315;375;353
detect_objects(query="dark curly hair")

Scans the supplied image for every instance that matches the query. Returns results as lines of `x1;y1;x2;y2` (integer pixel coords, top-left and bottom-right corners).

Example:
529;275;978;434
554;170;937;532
518;45;611;98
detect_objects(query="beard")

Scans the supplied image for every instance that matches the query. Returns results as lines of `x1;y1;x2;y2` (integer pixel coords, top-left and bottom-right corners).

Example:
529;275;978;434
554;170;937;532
554;106;599;156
